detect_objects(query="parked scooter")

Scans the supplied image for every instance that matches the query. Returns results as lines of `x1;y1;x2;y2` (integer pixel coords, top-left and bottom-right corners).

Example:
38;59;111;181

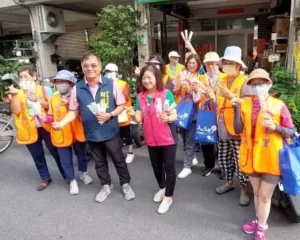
131;121;144;148
272;181;300;223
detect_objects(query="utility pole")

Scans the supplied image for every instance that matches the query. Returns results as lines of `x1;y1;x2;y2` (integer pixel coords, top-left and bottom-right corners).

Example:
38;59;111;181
287;0;296;71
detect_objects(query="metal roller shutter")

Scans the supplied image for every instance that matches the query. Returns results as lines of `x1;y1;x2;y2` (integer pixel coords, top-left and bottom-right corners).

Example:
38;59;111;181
256;15;273;40
56;29;88;60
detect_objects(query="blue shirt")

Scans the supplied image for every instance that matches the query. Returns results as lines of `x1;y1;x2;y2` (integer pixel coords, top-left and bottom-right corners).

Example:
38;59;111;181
199;65;206;75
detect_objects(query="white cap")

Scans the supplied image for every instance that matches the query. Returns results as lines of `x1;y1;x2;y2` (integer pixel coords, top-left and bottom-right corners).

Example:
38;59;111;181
168;51;181;58
220;46;247;69
104;63;118;72
203;52;220;64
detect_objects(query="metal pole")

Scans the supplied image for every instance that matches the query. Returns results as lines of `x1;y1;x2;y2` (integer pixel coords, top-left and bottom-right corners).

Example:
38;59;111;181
163;12;168;59
287;0;295;71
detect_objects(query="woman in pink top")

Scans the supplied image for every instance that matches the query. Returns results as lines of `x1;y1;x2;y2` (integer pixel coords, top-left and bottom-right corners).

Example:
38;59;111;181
127;65;178;214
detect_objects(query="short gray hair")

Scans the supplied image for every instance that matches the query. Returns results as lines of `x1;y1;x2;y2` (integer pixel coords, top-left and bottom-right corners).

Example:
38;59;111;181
17;65;37;77
81;53;101;64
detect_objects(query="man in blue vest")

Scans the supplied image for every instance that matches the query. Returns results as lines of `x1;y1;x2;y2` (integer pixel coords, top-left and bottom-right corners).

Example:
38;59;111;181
52;53;135;203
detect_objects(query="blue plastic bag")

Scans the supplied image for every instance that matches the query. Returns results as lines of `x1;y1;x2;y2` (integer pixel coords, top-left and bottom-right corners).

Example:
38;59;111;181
194;101;218;144
175;99;194;130
279;136;300;196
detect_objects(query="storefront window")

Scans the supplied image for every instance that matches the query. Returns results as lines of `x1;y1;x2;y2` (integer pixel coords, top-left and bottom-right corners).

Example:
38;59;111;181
201;20;216;31
245;19;255;29
217;18;244;30
193;35;215;60
217;34;244;57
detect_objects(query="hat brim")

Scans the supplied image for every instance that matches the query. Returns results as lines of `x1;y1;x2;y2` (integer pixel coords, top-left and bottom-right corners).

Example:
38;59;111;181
246;76;272;85
169;55;181;58
51;77;76;84
220;56;247;69
146;59;161;64
203;58;220;64
104;68;118;72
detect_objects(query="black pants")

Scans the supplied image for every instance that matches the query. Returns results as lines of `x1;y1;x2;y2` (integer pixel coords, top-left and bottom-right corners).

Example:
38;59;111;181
88;136;131;186
201;144;216;169
148;144;177;197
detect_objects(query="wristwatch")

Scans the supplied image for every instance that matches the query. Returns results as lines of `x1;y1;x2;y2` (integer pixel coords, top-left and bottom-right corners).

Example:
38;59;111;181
109;112;114;119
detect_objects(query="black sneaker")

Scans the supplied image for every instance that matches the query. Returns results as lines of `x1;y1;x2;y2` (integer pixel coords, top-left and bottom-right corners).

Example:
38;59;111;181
195;143;201;152
202;168;212;177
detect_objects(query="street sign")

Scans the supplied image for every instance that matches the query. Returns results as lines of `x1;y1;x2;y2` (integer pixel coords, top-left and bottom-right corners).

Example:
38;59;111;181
136;0;172;4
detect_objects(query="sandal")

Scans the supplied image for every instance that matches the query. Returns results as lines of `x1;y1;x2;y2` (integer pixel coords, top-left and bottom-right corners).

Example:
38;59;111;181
37;178;52;191
215;184;235;195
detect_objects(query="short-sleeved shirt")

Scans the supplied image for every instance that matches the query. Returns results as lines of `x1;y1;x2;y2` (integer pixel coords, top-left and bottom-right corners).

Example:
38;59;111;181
69;77;126;111
251;98;293;135
135;90;175;111
43;86;53;98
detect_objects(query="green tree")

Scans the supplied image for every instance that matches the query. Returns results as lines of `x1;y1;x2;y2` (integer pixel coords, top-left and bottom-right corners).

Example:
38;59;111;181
89;5;142;77
271;66;300;130
0;56;21;101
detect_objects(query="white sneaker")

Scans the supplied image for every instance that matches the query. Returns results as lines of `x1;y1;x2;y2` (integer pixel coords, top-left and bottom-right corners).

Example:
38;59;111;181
70;180;79;195
192;156;198;166
95;185;113;203
178;168;192;179
158;198;173;214
153;188;165;203
80;172;93;185
126;153;135;164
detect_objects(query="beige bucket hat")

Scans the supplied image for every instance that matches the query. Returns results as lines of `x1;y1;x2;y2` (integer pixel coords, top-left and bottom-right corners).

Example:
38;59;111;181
203;52;220;63
246;68;272;85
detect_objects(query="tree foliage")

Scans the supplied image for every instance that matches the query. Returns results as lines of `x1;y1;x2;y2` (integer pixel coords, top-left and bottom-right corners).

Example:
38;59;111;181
89;5;141;76
271;66;300;130
0;56;22;100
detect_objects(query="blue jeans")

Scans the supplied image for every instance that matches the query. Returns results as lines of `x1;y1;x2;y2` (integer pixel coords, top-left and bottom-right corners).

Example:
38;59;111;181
26;127;65;181
57;141;88;181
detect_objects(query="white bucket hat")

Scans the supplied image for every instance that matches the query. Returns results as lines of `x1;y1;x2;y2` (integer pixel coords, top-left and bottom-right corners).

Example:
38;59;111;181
168;51;181;58
220;46;247;69
203;52;220;64
104;63;118;72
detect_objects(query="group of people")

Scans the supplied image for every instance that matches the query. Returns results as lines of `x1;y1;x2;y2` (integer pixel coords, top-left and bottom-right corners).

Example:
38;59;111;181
9;38;296;239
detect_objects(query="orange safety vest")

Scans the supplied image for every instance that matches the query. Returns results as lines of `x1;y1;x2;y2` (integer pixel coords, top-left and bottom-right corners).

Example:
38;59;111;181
216;74;246;136
174;72;200;104
50;93;85;147
166;63;185;79
198;72;227;109
117;79;132;127
14;85;51;145
239;96;284;176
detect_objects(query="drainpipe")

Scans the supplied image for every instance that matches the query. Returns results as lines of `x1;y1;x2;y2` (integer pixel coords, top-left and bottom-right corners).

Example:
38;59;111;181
287;0;295;71
162;12;168;59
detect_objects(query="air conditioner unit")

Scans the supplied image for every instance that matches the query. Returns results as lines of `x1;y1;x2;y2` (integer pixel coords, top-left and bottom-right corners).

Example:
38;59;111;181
37;5;65;34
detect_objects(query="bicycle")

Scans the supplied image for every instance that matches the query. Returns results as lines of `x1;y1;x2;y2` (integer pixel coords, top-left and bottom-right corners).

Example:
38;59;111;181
0;103;15;154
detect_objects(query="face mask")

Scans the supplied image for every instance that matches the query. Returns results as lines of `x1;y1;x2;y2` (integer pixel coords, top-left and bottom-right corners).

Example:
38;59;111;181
56;83;71;94
222;65;236;75
105;72;117;80
252;84;269;97
19;81;36;91
19;81;27;90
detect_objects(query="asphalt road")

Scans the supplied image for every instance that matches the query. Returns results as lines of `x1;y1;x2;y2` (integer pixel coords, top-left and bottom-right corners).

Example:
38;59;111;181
0;141;299;240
